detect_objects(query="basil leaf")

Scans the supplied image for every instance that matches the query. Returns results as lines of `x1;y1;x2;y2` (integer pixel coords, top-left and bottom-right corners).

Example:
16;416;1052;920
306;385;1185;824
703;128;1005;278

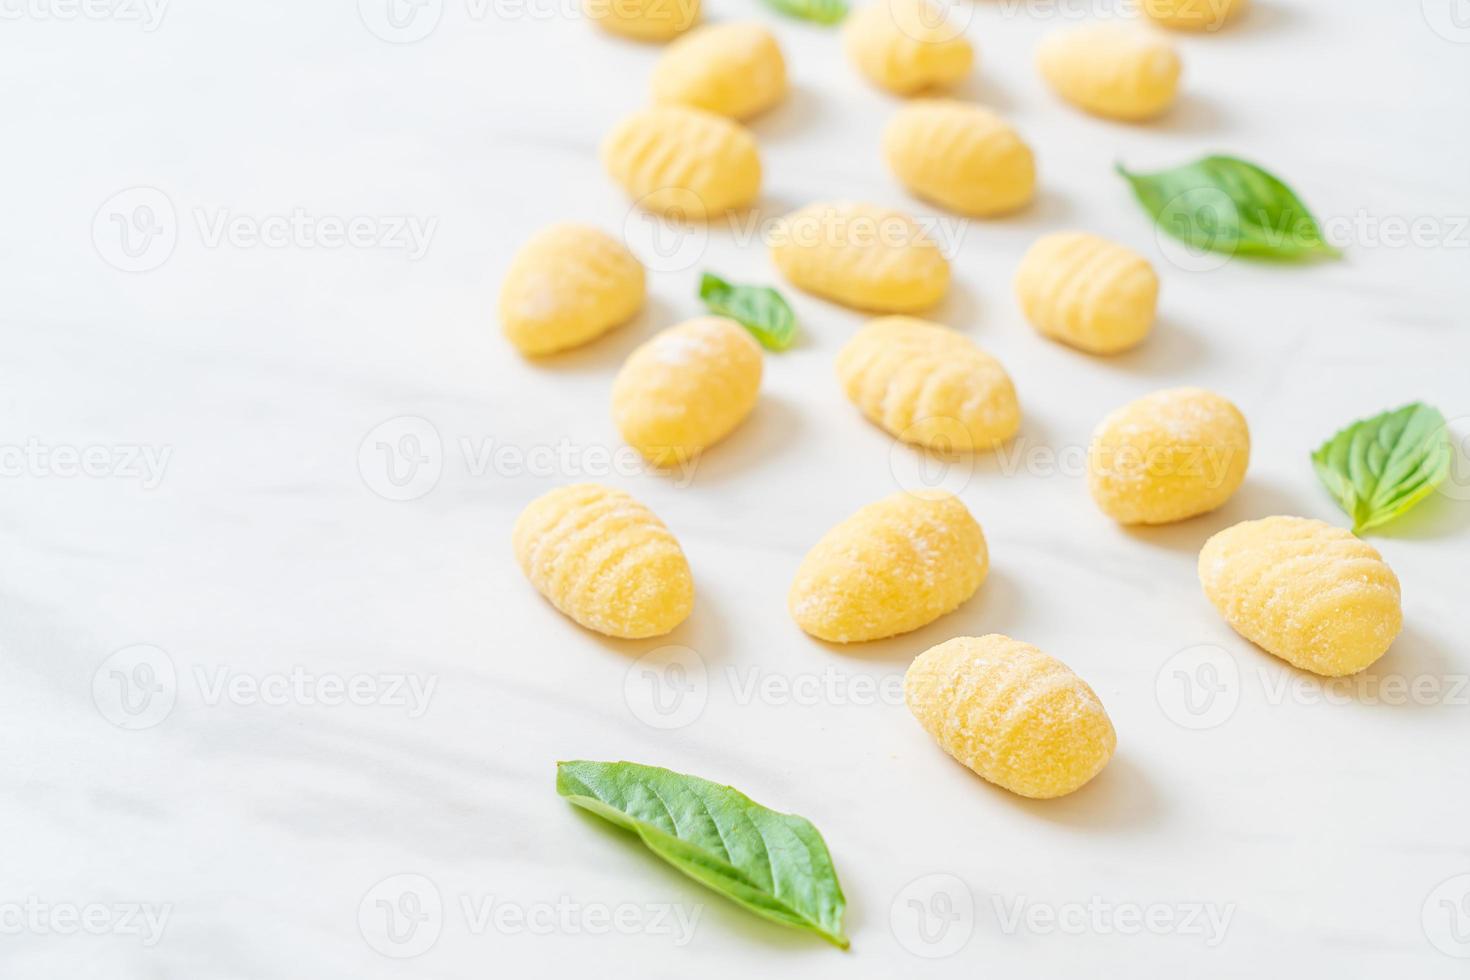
556;760;849;948
761;0;848;24
699;272;798;351
1117;155;1341;260
1311;402;1452;533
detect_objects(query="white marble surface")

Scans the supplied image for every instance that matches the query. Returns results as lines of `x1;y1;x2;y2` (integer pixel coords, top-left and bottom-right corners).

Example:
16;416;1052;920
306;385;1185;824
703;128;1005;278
4;1;1469;976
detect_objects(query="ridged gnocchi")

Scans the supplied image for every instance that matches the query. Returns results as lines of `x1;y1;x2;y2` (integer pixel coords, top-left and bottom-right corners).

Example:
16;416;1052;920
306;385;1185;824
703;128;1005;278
1037;24;1181;121
905;634;1116;799
835;317;1020;451
612;316;762;466
585;0;699;42
650;23;786;120
513;483;694;639
769;201;950;312
1141;0;1247;31
843;0;974;95
601;106;761;217
1088;387;1250;525
882;100;1036;217
1014;231;1158;354
789;491;986;643
499;224;645;356
1199;517;1403;677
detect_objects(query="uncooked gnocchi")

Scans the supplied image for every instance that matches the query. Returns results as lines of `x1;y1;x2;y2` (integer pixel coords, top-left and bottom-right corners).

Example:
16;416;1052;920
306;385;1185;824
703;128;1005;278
1014;231;1158;354
585;0;698;42
650;23;787;120
612;316;762;466
789;490;986;643
882;100;1036;217
835;317;1020;451
513;483;694;639
499;224;645;356
1088;387;1250;525
905;634;1116;799
1141;0;1246;31
769;201;950;312
1199;516;1403;677
843;0;974;95
601;106;761;217
1037;24;1181;121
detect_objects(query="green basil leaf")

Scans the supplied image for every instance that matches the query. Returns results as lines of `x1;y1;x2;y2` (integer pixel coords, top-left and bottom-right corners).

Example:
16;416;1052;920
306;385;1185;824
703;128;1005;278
761;0;848;24
1117;155;1341;261
556;760;849;948
699;272;798;351
1311;402;1452;533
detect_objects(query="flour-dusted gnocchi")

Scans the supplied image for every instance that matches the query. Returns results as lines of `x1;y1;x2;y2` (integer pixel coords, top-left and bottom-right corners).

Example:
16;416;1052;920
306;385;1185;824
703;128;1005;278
650;23;787;120
905;634;1116;799
1037;24;1181;121
769;201;950;312
789;491;986;643
513;483;694;639
843;0;974;95
601;106;761;217
586;0;699;42
499;224;645;356
882;100;1035;217
1014;231;1158;354
612;316;762;466
1088;387;1249;525
835;317;1020;451
1141;0;1247;31
1199;517;1402;676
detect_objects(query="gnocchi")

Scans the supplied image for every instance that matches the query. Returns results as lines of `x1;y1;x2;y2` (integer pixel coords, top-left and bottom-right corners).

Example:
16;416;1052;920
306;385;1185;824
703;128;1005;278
499;224;645;356
835;316;1020;451
1037;24;1181;121
513;483;694;639
612;316;763;466
601;106;761;217
1141;0;1246;32
1087;387;1250;525
585;0;699;42
789;490;986;643
905;634;1116;799
769;201;950;312
1014;231;1158;354
1199;516;1403;677
843;0;974;96
882;100;1035;217
650;23;787;120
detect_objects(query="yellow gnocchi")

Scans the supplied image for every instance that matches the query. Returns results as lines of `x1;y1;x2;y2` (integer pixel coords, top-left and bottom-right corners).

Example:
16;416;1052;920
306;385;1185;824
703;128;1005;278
1014;231;1158;354
499;224;645;356
905;634;1116;799
1037;24;1181;121
789;491;986;643
601;106;761;218
769;201;950;313
612;316;762;466
513;483;694;639
835;317;1020;451
1199;517;1403;677
650;23;787;120
882;99;1036;217
1087;387;1250;525
1141;0;1246;31
585;0;699;42
843;0;974;96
